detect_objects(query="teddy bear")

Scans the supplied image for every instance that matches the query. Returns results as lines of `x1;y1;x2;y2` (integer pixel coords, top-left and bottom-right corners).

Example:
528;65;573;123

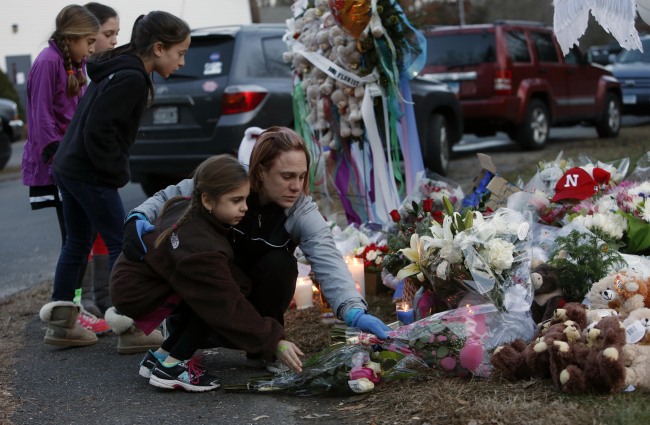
538;302;588;336
491;304;589;381
530;263;566;324
623;307;650;345
586;270;650;318
622;342;650;391
555;315;627;394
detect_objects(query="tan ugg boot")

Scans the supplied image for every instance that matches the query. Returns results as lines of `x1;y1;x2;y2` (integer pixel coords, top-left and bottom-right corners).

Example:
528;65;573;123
39;301;98;347
105;307;164;354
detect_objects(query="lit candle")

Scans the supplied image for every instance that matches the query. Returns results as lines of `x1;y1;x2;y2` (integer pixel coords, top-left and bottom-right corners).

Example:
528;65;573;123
294;276;314;310
346;256;365;298
396;301;414;325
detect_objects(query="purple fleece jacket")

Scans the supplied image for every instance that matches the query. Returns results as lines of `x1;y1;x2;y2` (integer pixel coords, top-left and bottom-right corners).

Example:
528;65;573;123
22;40;87;187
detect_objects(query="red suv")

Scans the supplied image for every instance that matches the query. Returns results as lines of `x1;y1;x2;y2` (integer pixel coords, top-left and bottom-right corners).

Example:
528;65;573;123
420;21;622;150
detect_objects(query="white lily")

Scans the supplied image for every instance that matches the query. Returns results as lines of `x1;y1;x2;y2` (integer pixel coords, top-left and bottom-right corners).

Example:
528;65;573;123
396;233;422;280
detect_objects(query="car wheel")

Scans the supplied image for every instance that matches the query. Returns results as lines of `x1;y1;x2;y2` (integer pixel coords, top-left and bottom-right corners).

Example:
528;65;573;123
422;113;450;176
0;130;11;171
595;92;621;138
515;99;549;151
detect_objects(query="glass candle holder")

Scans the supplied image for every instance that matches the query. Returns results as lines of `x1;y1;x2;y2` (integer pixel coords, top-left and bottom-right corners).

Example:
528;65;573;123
294;276;314;310
395;301;414;325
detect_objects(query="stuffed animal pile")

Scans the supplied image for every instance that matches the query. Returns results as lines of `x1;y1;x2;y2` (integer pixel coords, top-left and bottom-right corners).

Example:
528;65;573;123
283;0;369;149
493;264;650;395
491;302;629;394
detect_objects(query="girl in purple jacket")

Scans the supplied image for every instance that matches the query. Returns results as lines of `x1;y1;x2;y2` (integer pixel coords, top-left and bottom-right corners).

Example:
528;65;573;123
21;5;99;245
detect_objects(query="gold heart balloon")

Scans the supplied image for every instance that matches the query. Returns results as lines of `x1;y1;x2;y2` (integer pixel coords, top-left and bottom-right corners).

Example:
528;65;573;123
328;0;372;39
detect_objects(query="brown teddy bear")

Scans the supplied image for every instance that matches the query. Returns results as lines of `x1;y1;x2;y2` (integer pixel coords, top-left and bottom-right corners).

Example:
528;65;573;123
530;263;566;324
557;315;627;394
491;303;589;381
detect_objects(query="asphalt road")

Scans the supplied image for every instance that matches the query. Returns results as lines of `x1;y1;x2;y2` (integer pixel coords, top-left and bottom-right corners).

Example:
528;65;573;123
0;141;148;299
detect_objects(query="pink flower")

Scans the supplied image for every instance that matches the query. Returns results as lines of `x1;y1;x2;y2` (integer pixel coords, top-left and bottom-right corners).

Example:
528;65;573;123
440;357;457;370
459;341;484;372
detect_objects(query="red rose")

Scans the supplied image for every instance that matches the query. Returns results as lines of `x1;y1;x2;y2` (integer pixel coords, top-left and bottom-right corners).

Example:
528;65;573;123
432;210;444;223
389;210;401;222
422;198;434;213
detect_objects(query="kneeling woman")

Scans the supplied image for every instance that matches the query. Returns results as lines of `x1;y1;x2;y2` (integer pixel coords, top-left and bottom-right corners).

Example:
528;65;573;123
110;155;303;392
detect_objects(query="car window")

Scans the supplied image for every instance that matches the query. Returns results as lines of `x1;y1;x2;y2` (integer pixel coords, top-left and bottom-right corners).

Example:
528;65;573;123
505;31;531;63
530;32;559;63
426;32;496;67
617;40;650;63
259;36;292;78
151;37;235;83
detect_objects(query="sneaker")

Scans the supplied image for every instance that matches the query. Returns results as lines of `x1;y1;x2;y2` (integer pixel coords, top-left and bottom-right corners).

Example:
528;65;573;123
77;309;111;335
139;350;163;379
149;356;220;392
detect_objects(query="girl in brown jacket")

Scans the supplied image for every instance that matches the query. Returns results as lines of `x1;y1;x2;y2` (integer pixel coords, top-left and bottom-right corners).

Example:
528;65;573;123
110;155;303;392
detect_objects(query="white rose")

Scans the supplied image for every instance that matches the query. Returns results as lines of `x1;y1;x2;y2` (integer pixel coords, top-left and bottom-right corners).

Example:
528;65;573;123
482;238;515;274
366;250;379;261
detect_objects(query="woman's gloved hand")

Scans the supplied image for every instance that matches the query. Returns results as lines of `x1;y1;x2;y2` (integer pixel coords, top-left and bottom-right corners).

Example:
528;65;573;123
275;340;304;373
122;213;155;261
345;308;392;339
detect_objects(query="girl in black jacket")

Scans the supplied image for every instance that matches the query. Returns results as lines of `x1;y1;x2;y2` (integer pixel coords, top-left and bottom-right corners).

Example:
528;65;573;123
40;11;191;348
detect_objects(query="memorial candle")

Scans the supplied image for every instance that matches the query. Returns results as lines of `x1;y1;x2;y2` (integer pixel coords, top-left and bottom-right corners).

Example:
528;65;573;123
294;276;314;309
346;256;365;298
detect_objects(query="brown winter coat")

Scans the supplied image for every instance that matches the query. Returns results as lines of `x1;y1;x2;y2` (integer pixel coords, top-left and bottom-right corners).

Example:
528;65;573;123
110;199;285;360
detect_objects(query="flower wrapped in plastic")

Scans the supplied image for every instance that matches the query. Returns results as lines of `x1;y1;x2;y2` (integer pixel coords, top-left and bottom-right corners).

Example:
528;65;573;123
398;200;533;313
222;343;427;396
345;304;514;378
615;180;650;253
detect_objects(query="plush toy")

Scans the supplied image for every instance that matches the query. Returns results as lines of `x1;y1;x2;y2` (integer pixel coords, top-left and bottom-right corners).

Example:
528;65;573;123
491;305;588;381
585;307;620;325
539;302;588;335
586;271;650;318
623;307;650;345
622;343;650;391
557;315;627;394
530;263;566;324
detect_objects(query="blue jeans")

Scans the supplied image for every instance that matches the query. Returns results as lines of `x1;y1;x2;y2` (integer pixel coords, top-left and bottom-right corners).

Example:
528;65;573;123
52;172;124;301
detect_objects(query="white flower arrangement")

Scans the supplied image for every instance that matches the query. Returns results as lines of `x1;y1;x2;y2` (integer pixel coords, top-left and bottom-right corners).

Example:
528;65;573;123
396;205;533;312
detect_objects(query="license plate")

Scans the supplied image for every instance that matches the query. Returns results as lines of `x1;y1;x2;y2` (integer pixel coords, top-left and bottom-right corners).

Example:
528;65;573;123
623;95;637;105
153;106;178;124
446;81;460;94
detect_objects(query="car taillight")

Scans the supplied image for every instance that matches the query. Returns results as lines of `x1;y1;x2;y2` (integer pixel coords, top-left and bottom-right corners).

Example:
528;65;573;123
222;89;267;115
494;69;512;95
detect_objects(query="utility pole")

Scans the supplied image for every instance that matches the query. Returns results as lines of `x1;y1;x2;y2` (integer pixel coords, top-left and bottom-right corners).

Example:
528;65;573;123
458;0;465;26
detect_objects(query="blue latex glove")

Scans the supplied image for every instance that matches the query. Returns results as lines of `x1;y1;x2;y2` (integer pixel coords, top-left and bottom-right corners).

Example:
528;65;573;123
122;213;155;261
345;308;391;339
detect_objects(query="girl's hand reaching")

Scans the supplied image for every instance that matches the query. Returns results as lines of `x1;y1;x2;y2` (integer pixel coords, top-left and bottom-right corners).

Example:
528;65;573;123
275;340;304;373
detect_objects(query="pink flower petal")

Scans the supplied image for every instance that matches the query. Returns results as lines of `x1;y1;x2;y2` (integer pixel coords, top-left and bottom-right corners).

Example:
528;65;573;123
440;357;457;370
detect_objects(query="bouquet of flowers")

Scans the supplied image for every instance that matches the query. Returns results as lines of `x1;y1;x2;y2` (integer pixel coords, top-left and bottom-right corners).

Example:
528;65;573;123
615;180;650;253
397;198;533;313
343;304;502;378
564;192;628;249
353;242;389;272
223;343;426;396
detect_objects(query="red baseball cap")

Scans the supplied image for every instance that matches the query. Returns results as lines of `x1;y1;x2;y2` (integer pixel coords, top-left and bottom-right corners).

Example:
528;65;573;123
551;167;599;202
